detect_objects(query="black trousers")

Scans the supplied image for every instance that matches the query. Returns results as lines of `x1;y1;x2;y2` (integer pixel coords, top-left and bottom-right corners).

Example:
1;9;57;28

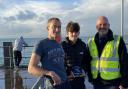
69;77;86;89
13;50;22;67
94;84;119;89
53;81;71;89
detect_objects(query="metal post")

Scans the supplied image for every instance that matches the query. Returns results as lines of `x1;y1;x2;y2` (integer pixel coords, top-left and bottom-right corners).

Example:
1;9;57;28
3;42;14;68
121;0;124;37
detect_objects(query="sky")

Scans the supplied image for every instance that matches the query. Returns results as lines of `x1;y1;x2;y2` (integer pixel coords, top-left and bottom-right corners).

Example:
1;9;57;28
0;0;128;38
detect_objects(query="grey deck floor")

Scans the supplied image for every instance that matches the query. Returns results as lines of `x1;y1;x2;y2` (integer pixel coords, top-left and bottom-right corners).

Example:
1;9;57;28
0;68;37;89
0;68;93;89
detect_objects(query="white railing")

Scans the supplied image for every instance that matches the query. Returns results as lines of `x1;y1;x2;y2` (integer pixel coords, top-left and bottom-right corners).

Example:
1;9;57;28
31;77;44;89
0;45;33;67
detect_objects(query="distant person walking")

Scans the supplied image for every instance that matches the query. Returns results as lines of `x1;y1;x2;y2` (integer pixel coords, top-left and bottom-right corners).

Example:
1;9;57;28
13;36;28;68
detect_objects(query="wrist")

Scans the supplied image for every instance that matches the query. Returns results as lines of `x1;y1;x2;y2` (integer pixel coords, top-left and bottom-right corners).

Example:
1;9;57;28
43;70;52;76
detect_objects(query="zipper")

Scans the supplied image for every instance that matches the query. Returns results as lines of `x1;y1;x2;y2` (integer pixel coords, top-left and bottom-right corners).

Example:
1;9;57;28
98;57;100;73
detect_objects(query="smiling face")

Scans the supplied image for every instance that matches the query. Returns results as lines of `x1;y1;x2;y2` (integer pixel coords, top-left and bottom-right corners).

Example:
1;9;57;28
47;19;61;40
67;31;79;43
66;22;80;43
96;16;110;37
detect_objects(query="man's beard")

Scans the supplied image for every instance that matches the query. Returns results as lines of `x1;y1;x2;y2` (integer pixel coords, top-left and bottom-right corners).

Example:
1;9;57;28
98;28;108;37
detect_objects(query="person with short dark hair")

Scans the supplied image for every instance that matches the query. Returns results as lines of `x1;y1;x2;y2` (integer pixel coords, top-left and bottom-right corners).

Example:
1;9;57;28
62;21;89;89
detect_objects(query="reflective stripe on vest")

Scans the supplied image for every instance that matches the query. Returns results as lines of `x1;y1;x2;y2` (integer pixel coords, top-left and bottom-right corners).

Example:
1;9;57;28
88;35;121;80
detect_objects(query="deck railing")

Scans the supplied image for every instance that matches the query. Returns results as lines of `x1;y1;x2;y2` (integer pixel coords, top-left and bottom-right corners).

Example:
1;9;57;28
0;44;33;68
31;77;44;89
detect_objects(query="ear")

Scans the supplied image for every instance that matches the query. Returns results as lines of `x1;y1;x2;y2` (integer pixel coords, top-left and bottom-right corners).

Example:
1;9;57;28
66;32;69;37
108;23;110;28
47;26;49;31
96;25;99;31
78;32;80;35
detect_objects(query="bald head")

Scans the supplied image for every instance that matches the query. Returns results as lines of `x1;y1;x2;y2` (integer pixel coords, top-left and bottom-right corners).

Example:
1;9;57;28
96;16;110;37
96;16;109;25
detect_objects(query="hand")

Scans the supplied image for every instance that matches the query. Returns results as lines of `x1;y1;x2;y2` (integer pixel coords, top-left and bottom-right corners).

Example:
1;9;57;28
68;71;75;79
119;85;126;89
47;71;61;86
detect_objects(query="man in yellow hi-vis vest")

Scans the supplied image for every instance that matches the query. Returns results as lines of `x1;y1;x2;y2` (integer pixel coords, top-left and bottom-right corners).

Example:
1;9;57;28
87;16;128;89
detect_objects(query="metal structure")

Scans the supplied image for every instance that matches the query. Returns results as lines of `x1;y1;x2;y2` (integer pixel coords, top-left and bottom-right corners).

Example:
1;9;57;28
121;0;124;37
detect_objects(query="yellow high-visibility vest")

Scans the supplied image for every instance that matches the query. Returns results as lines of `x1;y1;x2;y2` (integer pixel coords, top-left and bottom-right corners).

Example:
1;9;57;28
88;35;121;80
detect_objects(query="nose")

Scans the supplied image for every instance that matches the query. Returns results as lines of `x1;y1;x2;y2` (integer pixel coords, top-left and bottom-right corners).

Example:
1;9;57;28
55;28;61;34
72;32;77;36
100;24;104;28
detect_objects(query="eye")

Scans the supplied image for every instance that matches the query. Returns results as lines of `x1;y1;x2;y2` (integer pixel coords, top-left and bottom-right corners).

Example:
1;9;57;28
52;25;61;29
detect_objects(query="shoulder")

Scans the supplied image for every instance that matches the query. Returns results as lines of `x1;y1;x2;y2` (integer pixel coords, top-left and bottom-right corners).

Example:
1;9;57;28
119;36;126;46
114;35;124;43
35;38;48;48
33;39;48;55
61;38;67;46
78;38;86;47
37;38;48;44
61;40;66;44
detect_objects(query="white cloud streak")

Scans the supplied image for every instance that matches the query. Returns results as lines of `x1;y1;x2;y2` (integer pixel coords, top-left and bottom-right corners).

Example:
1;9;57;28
0;0;127;38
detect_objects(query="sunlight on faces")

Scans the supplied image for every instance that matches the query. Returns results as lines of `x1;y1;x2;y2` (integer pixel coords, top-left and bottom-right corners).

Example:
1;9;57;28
96;16;110;37
66;21;80;43
47;20;61;40
67;31;79;43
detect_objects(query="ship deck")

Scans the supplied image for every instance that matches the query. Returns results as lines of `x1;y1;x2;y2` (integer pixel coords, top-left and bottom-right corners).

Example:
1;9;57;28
0;67;93;89
0;68;37;89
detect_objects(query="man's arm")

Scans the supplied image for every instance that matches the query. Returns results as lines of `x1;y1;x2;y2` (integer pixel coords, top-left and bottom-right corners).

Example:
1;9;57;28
82;44;93;83
28;53;45;76
118;37;128;88
21;38;28;46
28;53;61;86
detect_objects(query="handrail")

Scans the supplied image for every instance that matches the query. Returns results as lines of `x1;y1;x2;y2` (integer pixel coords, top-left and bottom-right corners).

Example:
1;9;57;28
23;45;34;47
0;45;33;47
0;45;34;67
31;77;44;89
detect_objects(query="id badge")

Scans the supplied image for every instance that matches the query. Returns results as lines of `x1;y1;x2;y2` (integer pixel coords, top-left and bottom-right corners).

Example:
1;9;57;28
71;66;85;77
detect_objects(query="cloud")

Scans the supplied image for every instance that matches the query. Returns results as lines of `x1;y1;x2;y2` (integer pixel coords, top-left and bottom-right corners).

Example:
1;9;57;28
2;9;37;22
0;0;3;4
1;0;66;24
16;10;36;21
4;16;16;22
21;1;63;15
73;0;120;18
58;0;123;36
0;0;127;38
0;22;31;33
1;5;20;18
0;0;68;38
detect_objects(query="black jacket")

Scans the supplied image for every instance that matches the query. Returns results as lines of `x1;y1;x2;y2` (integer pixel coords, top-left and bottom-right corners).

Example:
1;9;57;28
87;29;128;88
61;37;89;76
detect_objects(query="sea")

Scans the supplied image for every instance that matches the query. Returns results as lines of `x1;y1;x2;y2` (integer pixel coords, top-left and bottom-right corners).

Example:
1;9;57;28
0;38;42;66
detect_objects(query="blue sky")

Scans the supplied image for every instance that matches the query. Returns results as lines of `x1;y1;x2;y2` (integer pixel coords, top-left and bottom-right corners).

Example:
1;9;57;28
0;0;128;38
